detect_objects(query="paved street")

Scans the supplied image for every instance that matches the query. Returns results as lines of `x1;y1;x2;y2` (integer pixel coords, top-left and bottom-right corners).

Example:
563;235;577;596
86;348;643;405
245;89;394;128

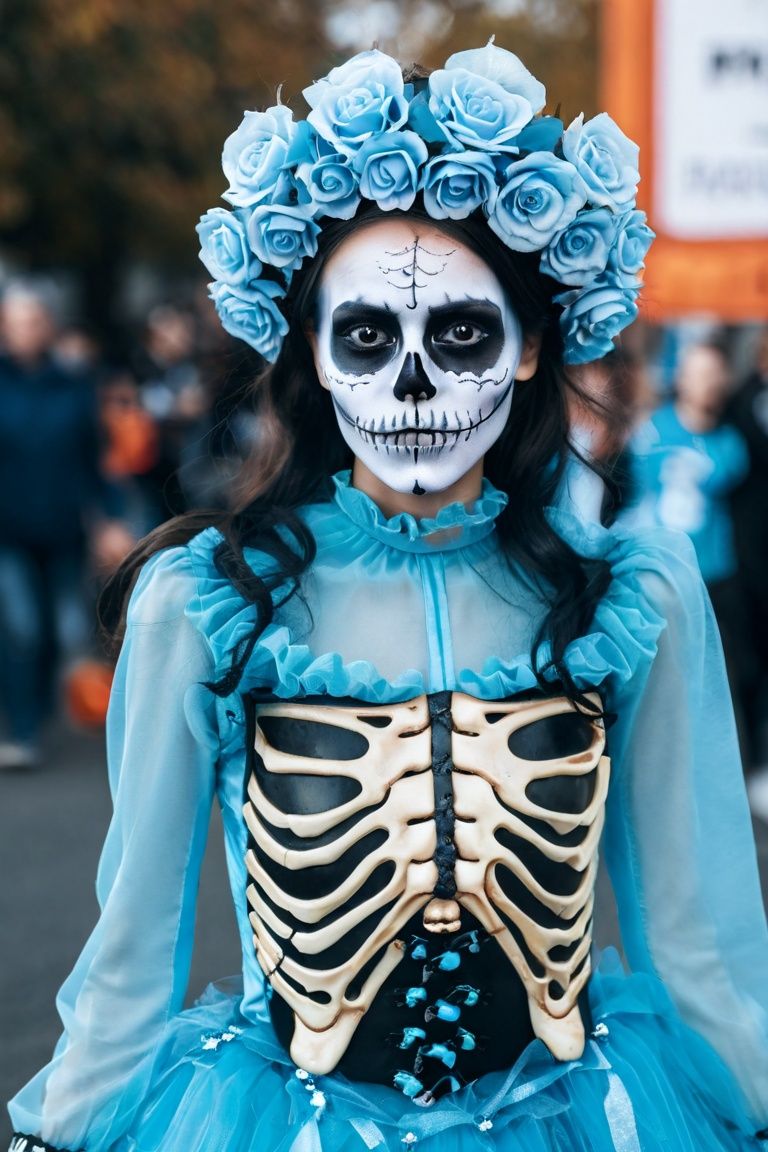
2;722;767;1145
0;724;241;1145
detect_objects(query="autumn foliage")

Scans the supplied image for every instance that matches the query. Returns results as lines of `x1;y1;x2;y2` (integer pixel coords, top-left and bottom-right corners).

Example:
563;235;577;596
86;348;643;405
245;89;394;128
0;0;598;330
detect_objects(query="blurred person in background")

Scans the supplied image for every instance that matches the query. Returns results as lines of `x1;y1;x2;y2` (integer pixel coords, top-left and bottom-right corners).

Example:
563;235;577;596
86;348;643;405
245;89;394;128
132;297;267;518
99;368;160;539
0;282;131;769
726;325;768;815
132;303;209;526
622;340;750;746
52;322;103;377
562;350;654;524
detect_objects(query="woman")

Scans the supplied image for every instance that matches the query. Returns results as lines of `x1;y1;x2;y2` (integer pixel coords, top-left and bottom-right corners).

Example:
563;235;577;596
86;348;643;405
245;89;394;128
8;44;768;1152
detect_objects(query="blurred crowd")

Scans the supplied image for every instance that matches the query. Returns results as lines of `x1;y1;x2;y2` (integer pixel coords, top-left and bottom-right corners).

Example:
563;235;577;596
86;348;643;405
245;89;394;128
565;327;768;820
0;279;766;823
0;279;259;771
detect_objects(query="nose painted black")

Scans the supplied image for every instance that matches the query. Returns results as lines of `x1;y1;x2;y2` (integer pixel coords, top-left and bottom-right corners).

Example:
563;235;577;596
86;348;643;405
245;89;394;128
393;352;436;402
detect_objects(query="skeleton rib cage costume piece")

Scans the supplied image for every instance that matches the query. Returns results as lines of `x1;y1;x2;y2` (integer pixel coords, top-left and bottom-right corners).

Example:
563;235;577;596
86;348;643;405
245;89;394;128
244;690;609;1086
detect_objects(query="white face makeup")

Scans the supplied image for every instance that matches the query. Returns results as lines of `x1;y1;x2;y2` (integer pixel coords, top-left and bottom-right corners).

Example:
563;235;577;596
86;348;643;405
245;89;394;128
311;220;528;497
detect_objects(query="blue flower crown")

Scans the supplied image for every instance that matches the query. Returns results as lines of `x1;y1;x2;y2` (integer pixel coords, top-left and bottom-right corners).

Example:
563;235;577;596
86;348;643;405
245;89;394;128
198;41;654;366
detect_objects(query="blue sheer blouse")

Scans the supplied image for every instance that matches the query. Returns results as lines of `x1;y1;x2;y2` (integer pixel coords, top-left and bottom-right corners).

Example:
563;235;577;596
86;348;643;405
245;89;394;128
9;471;768;1149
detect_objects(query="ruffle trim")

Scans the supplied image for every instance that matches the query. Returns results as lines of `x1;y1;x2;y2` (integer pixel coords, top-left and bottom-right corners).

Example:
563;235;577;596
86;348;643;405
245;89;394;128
184;508;671;706
331;471;509;552
110;953;758;1152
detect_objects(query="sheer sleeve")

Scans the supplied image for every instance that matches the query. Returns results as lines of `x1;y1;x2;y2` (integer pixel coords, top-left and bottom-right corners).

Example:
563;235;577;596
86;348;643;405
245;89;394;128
603;531;768;1127
8;547;219;1151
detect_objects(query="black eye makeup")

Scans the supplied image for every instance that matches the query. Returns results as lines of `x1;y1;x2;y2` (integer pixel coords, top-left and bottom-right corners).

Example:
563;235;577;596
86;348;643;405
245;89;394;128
330;303;400;374
434;321;487;347
344;325;395;351
326;297;510;378
427;300;506;373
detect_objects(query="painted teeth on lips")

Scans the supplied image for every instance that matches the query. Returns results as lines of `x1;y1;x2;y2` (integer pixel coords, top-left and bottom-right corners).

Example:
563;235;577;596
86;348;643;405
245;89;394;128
353;427;472;449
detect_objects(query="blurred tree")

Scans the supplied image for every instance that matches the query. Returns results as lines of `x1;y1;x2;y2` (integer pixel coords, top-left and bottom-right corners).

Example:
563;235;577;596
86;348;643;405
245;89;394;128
0;0;599;336
327;0;600;125
423;0;600;125
0;0;333;334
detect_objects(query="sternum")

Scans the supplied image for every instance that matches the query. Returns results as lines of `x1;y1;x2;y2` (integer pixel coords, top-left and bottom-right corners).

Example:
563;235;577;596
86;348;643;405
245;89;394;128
428;692;457;900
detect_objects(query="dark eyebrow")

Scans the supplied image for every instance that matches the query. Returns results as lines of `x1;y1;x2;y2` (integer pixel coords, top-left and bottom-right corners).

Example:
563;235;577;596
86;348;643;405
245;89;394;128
427;299;503;321
331;302;395;327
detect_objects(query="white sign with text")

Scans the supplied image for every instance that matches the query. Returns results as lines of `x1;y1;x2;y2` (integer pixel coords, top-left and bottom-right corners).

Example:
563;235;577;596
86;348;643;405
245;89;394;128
655;0;768;238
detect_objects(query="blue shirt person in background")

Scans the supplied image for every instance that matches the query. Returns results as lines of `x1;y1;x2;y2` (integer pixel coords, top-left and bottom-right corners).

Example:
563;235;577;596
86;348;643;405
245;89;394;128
628;343;748;584
623;340;750;750
726;325;768;811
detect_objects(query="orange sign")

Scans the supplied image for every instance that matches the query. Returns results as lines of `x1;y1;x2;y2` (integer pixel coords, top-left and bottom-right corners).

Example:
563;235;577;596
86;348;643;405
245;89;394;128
601;0;768;321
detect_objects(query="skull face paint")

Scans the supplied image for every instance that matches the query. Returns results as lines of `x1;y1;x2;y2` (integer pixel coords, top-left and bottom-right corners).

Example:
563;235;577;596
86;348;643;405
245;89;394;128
311;220;527;496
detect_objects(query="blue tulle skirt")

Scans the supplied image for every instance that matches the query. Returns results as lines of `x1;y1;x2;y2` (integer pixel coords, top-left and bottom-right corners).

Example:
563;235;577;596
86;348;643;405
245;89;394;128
114;953;758;1152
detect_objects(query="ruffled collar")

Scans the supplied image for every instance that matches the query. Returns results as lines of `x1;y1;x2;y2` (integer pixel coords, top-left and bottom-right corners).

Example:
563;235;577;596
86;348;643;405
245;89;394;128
331;470;508;553
184;493;669;708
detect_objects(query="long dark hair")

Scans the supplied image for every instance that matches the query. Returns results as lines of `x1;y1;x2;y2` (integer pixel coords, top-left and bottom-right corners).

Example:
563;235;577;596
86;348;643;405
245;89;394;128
100;201;612;705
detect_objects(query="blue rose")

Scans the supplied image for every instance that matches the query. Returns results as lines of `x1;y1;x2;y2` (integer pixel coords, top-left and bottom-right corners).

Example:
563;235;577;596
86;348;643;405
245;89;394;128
246;203;321;273
209;280;289;363
282;119;319;168
540;207;619;287
515;115;563;154
489;152;588;253
428;67;533;152
303;50;409;157
266;168;314;209
352;130;428;212
555;271;640;364
197;208;262;287
222;105;296;208
296;151;361;220
562;112;640;211
421;151;497;220
443;42;546;113
609;209;655;277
